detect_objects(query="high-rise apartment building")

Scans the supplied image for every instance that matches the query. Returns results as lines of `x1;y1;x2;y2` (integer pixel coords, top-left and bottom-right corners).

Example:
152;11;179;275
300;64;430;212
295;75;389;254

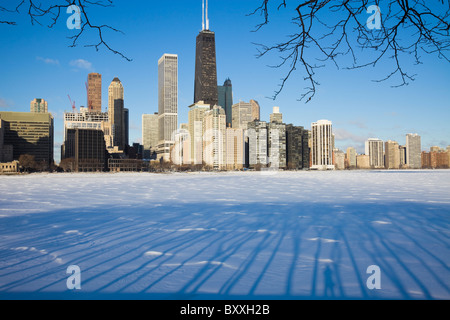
365;138;384;168
142;113;159;159
406;133;421;169
226;127;245;170
268;121;286;169
311;120;334;170
346;147;357;169
270;107;283;124
194;1;218;106
188;101;210;165
250;100;260;122
218;78;233;127
385;140;400;169
87;73;102;112
232;101;261;130
286;124;310;170
0;111;54;165
248;120;268;169
203;105;226;170
157;54;178;161
30;98;48;113
108;77;125;151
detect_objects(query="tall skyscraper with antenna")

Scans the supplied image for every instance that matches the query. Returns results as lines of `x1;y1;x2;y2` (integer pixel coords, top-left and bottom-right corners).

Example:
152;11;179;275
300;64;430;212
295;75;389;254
194;0;218;107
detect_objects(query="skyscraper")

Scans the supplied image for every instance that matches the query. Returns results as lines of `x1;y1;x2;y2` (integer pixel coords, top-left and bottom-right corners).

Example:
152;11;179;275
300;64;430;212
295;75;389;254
406;133;421;169
311;120;334;170
157;54;178;161
188;101;210;165
194;0;218;106
108;77;125;151
286;124;310;170
218;78;233;126
30;98;48;113
365;138;384;168
203;105;226;170
346;147;357;169
385;140;400;169
248;120;268;169
142;113;159;159
87;73;102;112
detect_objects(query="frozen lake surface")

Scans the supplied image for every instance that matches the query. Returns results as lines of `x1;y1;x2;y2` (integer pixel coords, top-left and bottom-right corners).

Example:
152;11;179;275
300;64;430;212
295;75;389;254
0;170;449;300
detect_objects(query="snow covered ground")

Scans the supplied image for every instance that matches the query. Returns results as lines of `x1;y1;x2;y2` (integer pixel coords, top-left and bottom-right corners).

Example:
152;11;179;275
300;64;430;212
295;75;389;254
0;170;449;300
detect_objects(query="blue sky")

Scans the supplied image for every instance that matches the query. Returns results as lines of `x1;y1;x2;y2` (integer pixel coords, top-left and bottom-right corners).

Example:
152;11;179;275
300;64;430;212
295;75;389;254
0;0;449;162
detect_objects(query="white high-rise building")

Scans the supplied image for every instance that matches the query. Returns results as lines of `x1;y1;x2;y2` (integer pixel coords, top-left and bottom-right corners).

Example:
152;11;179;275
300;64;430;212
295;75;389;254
108;77;125;151
142;113;159;159
157;54;178;161
311;120;334;170
406;133;421;169
188;101;211;165
365;138;384;168
203;105;226;170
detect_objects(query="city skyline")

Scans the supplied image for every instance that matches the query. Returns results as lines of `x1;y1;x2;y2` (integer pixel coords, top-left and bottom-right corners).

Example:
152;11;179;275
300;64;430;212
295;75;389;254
0;0;449;163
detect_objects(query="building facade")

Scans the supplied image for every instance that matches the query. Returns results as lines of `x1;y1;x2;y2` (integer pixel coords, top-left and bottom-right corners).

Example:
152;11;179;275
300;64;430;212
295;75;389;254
346;147;357;169
142;113;159;159
270;107;283;124
218;78;233;127
385;140;400;169
108;77;126;151
157;54;178;161
268;121;286;169
194;29;218;106
365;138;384;169
203;105;226;170
87;73;102;112
226;127;245;170
285;124;310;170
30;98;48;113
311;120;334;170
406;133;421;169
188;101;211;165
65;128;107;172
248;120;268;169
0;111;54;166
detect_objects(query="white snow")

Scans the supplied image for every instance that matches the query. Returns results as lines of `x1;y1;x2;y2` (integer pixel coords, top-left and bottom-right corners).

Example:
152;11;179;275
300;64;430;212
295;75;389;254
0;170;449;300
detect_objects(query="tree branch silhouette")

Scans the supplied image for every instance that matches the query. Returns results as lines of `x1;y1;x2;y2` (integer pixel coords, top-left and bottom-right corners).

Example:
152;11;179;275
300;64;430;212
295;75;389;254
250;0;450;102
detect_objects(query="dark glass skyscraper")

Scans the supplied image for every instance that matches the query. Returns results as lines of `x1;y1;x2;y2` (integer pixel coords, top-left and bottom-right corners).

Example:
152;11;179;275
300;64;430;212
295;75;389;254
218;78;233;127
194;1;218;107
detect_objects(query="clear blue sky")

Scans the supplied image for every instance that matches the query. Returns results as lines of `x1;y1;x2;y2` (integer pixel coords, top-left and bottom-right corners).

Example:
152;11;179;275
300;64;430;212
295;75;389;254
1;0;449;162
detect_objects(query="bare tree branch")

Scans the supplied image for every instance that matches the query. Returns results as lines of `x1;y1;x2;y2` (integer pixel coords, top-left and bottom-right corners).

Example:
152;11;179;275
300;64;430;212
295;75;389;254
250;0;450;102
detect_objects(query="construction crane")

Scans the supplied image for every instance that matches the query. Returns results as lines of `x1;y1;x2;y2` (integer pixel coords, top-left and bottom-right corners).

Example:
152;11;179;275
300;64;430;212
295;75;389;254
68;95;76;113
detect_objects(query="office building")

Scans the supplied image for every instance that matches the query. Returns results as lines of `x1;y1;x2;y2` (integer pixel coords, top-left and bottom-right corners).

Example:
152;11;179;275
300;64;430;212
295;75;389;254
87;73;102;112
108;77;126;151
218;78;233;127
250;100;260;122
311;120;334;170
194;0;218;106
365;138;384;168
157;54;178;161
142;113;159;159
0;111;54;166
30;98;48;113
64;128;107;172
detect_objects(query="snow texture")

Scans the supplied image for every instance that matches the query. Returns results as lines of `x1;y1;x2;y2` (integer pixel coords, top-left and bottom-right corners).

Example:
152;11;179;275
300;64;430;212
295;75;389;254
0;170;449;300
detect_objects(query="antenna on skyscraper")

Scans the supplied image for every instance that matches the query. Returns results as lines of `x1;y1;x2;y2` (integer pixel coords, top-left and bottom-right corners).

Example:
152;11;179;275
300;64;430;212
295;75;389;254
205;0;209;30
202;0;205;30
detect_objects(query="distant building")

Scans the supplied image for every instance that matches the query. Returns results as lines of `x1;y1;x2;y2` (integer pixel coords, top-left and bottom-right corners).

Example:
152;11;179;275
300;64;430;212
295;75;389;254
218;78;233;127
87;73;102;112
188;101;210;165
203;105;227;170
385;140;400;169
421;148;449;169
226;127;245;170
0;160;19;173
399;145;407;168
30;98;48;113
171;126;191;166
248;120;268;168
406;133;421;169
63;128;107;172
311;120;334;170
346;147;357;169
270;107;283;124
250;100;260;122
356;154;370;169
285;124;309;170
365;138;384;168
0;111;54;166
334;149;345;170
232;101;255;130
124;108;129;148
108;77;126;151
157;54;178;161
142;113;159;159
268;121;286;169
